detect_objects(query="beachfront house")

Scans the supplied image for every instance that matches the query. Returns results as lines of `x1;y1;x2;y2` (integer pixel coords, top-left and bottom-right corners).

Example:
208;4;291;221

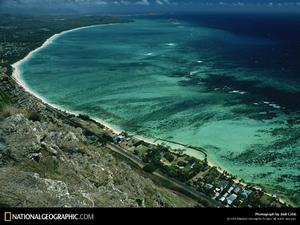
113;134;125;143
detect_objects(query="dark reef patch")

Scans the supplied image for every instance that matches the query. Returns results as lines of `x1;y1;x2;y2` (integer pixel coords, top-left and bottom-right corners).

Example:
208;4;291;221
179;74;300;113
201;75;300;112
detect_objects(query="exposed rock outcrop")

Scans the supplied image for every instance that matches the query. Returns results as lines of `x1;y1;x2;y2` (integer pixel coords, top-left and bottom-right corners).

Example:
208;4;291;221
0;113;196;207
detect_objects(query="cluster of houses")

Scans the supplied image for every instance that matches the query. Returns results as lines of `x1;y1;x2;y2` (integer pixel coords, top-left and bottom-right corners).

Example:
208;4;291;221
0;42;25;59
203;179;254;207
110;131;282;208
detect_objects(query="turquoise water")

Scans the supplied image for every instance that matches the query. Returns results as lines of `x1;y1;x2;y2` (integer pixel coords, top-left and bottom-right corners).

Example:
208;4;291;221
19;17;300;203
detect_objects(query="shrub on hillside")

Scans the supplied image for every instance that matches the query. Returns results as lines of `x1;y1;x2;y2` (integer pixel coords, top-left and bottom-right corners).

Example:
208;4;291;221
143;163;157;173
28;112;41;122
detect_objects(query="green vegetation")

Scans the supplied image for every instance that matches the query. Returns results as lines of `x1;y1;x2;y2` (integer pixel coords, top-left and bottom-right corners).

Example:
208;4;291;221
0;88;10;109
143;163;157;173
164;152;175;162
28;111;41;122
122;137;286;208
142;148;162;165
77;114;91;121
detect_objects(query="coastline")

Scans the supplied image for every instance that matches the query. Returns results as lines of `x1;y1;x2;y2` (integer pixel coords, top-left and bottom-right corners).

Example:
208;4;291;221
11;23;125;136
10;23;289;206
10;21;222;171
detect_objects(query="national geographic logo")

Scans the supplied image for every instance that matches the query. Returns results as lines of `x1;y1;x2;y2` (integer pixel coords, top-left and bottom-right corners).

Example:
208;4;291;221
2;211;94;222
4;212;12;222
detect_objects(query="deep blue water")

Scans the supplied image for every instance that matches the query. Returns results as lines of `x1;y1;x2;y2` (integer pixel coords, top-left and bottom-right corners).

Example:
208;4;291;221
162;13;300;109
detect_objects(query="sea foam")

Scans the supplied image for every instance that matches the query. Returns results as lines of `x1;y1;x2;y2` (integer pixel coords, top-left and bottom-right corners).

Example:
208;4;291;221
263;101;281;109
229;90;247;95
189;70;201;76
165;43;176;47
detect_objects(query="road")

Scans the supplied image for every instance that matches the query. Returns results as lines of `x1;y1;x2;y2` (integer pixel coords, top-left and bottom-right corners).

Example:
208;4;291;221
107;143;222;207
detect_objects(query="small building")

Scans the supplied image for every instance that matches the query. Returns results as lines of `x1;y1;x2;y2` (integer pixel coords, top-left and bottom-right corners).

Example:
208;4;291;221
220;192;229;202
216;180;229;191
228;186;234;193
234;187;241;194
126;137;132;141
186;157;197;166
133;140;144;147
204;184;214;190
213;192;220;200
241;189;253;199
219;197;225;202
113;134;125;143
227;193;238;205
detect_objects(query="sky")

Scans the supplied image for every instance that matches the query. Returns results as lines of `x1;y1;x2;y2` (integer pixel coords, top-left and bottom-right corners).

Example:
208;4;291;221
0;0;300;14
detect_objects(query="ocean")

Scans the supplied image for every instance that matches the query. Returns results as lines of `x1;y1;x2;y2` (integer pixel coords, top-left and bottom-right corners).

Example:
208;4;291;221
18;13;300;205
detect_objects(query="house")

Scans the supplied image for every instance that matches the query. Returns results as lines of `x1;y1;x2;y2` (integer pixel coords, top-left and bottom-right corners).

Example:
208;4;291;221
133;140;144;147
219;197;225;202
113;134;125;143
213;192;220;200
241;189;253;199
220;192;229;202
228;186;234;193
126;137;132;141
186;157;197;166
216;180;229;191
234;187;241;194
227;194;238;205
204;184;214;190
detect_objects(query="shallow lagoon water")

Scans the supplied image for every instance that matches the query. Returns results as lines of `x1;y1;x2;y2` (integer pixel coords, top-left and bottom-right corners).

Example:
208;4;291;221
19;17;300;203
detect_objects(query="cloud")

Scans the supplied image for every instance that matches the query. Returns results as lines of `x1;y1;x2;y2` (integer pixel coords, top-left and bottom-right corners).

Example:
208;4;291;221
156;0;171;5
2;0;300;7
1;0;299;14
135;0;150;5
0;0;175;6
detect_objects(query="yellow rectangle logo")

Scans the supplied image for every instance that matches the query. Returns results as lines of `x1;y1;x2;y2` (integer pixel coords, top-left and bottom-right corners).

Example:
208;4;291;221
4;212;12;222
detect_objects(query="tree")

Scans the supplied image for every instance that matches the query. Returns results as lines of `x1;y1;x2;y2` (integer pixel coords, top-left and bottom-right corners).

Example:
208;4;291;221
174;149;185;156
77;114;90;120
177;161;187;167
28;111;41;122
143;163;157;173
164;152;174;162
204;157;208;167
162;165;178;178
146;149;162;165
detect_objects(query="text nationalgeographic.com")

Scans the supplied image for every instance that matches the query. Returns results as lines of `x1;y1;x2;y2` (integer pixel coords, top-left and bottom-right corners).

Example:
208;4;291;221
4;212;94;222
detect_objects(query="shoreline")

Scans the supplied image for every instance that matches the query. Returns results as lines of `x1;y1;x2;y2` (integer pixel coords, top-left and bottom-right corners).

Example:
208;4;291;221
10;23;289;206
11;21;222;171
11;23;124;137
